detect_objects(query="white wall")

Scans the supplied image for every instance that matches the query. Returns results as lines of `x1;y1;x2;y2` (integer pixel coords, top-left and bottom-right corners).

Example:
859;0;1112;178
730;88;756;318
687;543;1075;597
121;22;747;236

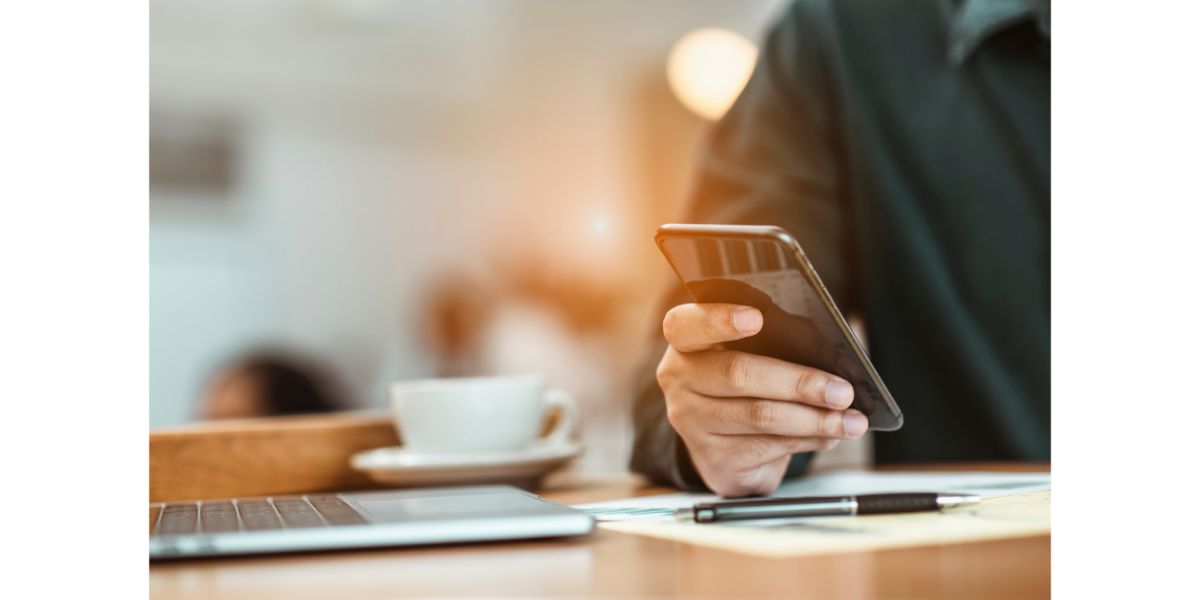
149;0;786;429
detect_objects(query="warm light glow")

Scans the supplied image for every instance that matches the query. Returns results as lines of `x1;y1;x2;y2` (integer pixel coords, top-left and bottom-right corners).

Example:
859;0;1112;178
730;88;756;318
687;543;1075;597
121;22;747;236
666;28;758;121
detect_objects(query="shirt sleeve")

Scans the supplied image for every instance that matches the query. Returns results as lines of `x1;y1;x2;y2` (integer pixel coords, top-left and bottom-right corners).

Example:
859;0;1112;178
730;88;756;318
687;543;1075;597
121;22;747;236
629;0;854;491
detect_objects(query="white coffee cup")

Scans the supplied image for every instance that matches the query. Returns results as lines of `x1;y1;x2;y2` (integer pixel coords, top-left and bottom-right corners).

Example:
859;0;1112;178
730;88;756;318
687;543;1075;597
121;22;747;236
389;374;578;453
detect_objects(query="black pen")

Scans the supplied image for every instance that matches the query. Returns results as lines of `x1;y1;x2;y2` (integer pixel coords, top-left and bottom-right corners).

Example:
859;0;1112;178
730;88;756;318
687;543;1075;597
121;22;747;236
674;492;981;523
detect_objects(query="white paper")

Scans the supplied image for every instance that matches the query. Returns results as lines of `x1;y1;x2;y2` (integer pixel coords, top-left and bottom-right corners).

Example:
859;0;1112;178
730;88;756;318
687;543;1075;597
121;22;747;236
595;490;1050;558
573;470;1050;521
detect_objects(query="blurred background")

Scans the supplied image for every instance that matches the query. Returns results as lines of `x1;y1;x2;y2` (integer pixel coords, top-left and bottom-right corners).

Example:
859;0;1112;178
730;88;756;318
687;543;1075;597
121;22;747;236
150;0;787;478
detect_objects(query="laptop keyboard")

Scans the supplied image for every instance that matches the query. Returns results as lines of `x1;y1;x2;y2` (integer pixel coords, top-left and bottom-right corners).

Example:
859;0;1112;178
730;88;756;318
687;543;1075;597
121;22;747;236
151;495;367;536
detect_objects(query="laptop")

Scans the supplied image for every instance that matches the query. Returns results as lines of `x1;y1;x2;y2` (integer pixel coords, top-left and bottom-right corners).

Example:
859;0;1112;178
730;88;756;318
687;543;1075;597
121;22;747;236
149;485;594;559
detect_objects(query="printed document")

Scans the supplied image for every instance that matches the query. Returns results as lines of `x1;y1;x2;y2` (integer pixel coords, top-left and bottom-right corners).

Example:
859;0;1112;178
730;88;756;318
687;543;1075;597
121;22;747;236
572;470;1050;558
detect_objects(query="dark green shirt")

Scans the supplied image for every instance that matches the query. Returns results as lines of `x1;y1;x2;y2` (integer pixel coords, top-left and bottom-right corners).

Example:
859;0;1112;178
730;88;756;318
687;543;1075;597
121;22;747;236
631;0;1050;490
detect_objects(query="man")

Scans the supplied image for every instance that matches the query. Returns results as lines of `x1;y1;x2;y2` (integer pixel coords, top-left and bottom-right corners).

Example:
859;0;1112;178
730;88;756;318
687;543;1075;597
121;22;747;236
631;0;1049;497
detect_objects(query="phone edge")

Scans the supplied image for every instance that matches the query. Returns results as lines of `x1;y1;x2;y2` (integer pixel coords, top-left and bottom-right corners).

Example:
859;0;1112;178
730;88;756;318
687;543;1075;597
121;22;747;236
654;224;905;431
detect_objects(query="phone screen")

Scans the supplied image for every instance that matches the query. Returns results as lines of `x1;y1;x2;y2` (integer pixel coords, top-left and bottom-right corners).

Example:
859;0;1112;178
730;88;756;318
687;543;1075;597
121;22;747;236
657;228;903;431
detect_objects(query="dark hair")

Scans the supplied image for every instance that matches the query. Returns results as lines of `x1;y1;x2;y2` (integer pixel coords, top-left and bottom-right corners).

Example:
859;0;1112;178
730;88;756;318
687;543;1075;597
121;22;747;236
216;352;345;416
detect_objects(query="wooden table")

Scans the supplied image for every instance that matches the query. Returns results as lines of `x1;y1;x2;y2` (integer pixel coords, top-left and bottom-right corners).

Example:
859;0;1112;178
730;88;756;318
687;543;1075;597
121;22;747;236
150;465;1049;599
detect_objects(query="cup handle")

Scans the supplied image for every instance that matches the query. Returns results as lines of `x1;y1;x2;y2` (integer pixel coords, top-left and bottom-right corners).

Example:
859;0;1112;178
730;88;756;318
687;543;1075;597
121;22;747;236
540;389;578;447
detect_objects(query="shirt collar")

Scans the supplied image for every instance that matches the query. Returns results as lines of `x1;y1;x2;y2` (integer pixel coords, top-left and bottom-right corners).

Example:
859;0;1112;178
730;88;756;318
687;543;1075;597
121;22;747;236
946;0;1051;66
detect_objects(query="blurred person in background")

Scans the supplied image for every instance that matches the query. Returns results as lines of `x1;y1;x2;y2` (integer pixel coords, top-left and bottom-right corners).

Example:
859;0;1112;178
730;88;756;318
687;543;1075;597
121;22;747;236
201;351;347;420
424;276;494;378
632;0;1050;497
421;266;636;478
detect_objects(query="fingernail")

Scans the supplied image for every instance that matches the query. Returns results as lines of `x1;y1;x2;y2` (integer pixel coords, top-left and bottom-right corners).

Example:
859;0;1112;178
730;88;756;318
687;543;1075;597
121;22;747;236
731;308;762;333
824;380;854;408
843;411;868;438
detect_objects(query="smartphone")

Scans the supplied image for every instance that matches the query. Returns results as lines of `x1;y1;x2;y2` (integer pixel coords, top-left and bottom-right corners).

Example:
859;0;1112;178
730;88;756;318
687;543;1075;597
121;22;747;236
655;224;903;431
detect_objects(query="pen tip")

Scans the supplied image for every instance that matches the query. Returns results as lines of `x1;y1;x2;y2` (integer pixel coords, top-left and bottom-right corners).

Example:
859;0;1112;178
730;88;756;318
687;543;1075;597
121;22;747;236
937;494;982;509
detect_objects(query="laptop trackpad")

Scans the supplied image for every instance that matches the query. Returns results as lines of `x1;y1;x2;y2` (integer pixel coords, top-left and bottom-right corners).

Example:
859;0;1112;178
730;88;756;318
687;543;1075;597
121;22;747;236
346;489;552;523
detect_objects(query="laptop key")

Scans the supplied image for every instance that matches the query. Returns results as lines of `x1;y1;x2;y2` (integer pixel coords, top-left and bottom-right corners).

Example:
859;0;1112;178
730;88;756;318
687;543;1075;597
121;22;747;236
237;500;282;530
308;495;367;526
274;497;325;529
158;503;199;536
200;501;240;533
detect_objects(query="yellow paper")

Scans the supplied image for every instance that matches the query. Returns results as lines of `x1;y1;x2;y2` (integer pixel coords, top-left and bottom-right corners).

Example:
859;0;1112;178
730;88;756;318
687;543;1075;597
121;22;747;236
599;490;1050;558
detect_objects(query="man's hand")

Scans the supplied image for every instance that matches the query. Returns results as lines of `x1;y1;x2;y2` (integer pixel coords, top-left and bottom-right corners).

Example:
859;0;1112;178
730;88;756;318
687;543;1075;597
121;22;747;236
656;303;868;498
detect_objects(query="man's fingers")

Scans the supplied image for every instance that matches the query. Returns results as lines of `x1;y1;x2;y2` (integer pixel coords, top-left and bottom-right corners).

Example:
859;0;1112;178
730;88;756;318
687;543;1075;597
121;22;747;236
662;303;762;352
681;350;855;409
693;395;868;439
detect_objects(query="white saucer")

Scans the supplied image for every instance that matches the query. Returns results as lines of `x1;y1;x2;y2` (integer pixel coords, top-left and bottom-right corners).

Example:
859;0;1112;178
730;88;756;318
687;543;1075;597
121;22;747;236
351;442;584;487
